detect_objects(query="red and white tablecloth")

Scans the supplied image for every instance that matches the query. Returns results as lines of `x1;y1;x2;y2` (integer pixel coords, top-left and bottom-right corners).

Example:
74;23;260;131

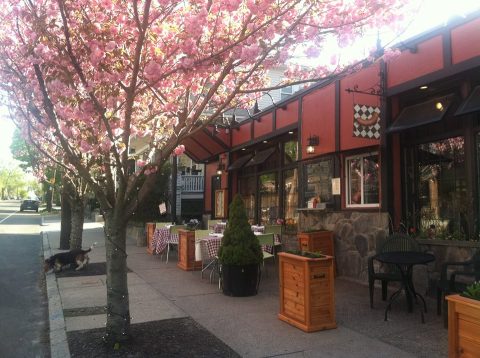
152;227;179;255
202;235;222;259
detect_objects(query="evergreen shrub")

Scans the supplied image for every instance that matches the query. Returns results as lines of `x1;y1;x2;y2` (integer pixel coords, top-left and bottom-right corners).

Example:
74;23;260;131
218;194;262;266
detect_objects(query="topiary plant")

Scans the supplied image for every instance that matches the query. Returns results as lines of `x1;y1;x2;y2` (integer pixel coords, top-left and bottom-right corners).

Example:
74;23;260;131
218;194;263;266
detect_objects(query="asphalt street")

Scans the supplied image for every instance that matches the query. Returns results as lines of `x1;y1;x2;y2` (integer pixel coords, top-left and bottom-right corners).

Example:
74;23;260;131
0;200;50;358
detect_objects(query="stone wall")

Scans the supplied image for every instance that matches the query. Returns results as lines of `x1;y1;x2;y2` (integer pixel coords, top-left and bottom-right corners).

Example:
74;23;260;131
284;210;480;294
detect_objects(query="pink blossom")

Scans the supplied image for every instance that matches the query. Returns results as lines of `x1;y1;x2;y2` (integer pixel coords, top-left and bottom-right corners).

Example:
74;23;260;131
173;145;185;156
105;41;116;52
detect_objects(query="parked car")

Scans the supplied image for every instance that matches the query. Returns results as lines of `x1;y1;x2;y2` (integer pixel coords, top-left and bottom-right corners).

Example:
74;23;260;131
20;199;39;212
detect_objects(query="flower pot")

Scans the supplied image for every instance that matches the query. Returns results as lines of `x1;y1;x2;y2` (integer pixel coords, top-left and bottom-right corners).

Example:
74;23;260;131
278;252;336;332
298;231;335;274
221;264;260;297
446;294;480;357
177;229;202;271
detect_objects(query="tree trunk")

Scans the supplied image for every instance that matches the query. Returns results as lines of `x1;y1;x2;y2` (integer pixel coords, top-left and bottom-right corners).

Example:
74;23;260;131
103;211;131;344
46;188;52;212
69;197;85;250
59;187;71;250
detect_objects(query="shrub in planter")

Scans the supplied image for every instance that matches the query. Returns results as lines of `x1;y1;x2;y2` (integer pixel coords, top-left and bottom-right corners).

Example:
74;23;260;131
218;194;263;297
447;281;480;357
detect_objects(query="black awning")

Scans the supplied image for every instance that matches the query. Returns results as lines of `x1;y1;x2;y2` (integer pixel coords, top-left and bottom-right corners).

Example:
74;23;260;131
387;94;455;134
244;147;276;167
227;154;252;170
455;85;480;116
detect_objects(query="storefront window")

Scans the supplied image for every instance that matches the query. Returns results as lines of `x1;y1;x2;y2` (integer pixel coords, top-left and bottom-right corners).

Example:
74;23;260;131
259;172;278;225
239;176;256;223
346;153;379;207
284;141;298;164
415;137;466;239
283;168;298;231
304;159;333;207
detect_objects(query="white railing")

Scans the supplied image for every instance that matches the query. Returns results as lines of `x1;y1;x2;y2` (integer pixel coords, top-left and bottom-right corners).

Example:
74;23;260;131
181;175;204;192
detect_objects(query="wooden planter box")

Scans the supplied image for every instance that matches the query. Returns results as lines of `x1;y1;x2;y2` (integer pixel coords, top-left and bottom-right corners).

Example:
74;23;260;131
146;222;156;254
446;294;480;357
298;231;335;274
177;229;202;271
278;252;336;332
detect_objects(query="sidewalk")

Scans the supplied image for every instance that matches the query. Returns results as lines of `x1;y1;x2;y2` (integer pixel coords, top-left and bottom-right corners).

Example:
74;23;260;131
42;216;448;358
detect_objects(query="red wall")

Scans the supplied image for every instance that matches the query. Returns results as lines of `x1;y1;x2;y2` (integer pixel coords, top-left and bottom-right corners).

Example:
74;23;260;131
232;122;252;146
387;36;444;88
276;101;298;129
339;65;381;151
254;113;273;138
451;17;480;64
301;84;336;158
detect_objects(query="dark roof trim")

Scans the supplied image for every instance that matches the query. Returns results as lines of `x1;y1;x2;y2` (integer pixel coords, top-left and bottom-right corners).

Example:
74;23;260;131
227;154;253;171
387;94;455;134
244;147;276;167
455;85;480;116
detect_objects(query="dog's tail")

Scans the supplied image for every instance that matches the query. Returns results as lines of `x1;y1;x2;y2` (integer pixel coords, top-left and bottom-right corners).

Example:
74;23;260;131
84;242;97;253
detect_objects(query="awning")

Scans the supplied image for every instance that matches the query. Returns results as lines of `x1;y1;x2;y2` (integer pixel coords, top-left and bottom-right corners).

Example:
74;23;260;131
244;147;276;167
387;94;455;134
455;85;480;116
227;154;252;170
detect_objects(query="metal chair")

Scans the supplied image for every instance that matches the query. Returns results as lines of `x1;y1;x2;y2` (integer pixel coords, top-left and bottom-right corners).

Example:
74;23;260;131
257;233;275;277
368;233;420;308
436;249;480;326
264;224;283;257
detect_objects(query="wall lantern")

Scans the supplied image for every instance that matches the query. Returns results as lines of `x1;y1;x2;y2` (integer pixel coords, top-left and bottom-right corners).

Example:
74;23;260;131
216;158;225;175
306;135;319;154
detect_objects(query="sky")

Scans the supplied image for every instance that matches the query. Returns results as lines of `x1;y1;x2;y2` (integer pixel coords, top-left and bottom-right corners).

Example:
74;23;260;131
0;0;479;167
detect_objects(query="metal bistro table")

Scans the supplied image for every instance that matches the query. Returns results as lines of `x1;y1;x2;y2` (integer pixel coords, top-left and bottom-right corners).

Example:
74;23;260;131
374;251;435;323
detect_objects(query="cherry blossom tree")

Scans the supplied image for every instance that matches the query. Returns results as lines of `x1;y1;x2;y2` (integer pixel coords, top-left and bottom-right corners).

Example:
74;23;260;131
0;0;411;345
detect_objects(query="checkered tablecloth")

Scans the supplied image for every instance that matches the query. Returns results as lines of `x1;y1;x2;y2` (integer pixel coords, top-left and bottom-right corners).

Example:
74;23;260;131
211;222;227;234
152;227;179;255
202;235;222;259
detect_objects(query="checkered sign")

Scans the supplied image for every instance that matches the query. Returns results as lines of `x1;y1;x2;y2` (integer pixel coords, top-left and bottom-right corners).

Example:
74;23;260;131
353;104;381;139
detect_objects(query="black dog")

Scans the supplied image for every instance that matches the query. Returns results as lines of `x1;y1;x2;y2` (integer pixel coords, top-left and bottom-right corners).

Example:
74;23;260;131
44;247;91;272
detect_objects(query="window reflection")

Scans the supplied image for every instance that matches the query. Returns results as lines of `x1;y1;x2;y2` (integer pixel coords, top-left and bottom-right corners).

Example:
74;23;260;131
304;159;333;207
239;176;256;223
416;137;466;238
283;168;298;230
346;153;379;207
259;173;278;225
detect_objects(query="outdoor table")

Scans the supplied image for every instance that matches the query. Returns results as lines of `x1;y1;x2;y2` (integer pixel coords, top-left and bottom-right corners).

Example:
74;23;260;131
152;227;179;255
202;235;222;259
374;251;435;323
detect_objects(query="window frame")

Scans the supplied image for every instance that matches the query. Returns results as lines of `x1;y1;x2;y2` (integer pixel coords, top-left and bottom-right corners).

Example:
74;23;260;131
345;152;380;209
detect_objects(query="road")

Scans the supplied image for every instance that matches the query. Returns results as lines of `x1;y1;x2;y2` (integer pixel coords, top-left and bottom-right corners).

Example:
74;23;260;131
0;200;50;358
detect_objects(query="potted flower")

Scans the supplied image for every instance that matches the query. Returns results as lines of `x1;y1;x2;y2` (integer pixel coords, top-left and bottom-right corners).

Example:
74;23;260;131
278;250;336;332
218;194;263;297
446;281;480;357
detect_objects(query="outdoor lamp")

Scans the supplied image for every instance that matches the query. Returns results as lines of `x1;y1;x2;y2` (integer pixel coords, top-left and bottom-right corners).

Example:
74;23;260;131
306;135;319;154
216;159;225;175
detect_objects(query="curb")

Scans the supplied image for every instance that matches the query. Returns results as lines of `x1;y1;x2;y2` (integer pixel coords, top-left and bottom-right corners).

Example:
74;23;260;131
42;231;71;358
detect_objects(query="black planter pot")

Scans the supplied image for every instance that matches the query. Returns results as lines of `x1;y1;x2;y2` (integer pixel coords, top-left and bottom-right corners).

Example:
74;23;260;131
221;263;261;297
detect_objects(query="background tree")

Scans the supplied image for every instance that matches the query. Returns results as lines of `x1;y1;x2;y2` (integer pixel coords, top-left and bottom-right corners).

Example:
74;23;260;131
0;0;411;346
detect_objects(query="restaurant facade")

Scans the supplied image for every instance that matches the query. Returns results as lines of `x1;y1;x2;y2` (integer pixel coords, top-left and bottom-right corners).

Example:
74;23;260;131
181;12;480;281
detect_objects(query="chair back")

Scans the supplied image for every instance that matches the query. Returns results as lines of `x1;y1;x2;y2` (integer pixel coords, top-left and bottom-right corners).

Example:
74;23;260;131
155;222;170;228
195;230;210;240
169;224;185;235
208;219;222;231
256;233;274;247
379;233;420;254
264;224;282;235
